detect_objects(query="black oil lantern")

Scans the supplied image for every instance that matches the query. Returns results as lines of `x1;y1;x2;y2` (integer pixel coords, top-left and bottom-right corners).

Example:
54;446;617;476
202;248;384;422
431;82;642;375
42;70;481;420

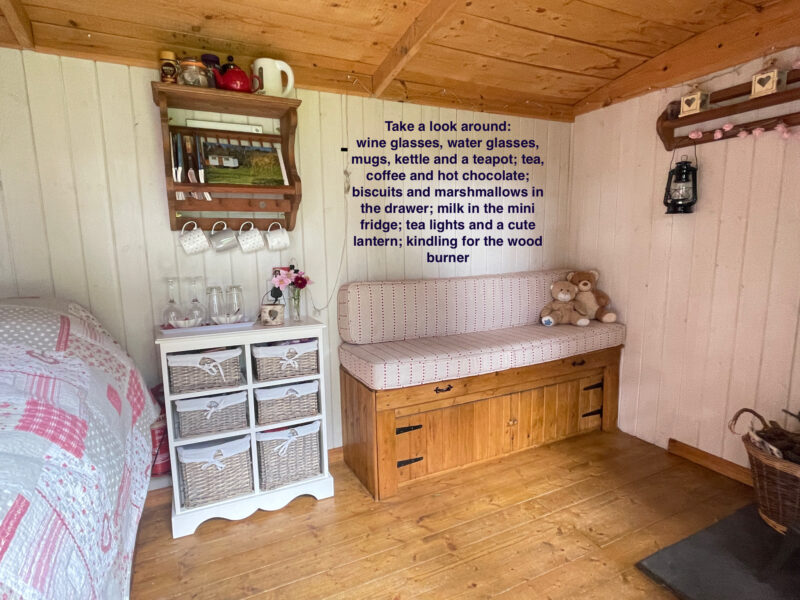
664;153;698;214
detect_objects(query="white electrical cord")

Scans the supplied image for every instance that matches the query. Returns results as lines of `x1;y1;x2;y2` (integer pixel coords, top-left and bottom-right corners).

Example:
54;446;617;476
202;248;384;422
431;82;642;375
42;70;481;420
309;93;351;315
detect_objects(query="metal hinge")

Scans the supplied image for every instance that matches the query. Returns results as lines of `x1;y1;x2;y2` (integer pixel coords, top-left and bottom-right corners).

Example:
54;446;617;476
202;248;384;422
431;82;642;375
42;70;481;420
582;381;604;391
396;424;423;435
397;456;424;468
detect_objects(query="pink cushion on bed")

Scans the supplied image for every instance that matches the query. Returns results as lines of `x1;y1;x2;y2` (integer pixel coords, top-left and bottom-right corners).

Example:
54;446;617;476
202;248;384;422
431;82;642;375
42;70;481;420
337;270;569;345
338;322;626;390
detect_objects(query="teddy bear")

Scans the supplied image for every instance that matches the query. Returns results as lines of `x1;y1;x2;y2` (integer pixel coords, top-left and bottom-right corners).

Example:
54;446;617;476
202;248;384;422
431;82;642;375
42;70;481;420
540;281;590;327
566;270;617;323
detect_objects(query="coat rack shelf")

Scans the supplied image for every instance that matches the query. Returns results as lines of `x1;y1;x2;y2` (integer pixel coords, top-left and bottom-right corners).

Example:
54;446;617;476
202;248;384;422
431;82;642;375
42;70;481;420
657;69;800;150
151;82;302;231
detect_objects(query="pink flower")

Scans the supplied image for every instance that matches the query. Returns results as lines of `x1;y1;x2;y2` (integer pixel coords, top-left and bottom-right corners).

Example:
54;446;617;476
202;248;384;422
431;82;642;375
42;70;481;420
752;127;765;137
722;123;734;131
713;129;723;140
737;130;750;138
688;130;703;139
293;275;308;289
271;270;293;290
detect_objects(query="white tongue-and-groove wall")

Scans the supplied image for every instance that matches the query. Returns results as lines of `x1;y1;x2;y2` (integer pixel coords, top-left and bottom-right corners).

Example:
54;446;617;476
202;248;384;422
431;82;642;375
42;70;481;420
0;48;572;447
569;48;800;467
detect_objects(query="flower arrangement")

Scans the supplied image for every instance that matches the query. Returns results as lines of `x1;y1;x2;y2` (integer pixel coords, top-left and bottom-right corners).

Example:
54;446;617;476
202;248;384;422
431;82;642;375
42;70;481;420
271;265;311;321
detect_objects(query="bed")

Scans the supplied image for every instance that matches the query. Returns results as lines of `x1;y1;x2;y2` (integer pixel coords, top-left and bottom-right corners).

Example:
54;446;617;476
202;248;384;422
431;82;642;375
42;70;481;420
0;298;159;599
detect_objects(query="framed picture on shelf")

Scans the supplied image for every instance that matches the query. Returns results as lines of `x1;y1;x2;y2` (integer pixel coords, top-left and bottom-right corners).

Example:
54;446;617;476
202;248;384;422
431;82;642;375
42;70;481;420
201;137;288;186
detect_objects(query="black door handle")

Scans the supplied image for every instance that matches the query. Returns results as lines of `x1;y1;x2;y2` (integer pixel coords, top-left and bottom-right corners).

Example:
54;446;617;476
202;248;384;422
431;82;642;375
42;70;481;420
434;384;453;393
572;359;586;367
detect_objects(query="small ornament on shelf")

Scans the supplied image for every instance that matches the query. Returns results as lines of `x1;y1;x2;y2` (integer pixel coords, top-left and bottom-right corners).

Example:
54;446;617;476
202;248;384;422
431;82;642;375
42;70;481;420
260;278;285;326
679;88;710;117
750;68;787;98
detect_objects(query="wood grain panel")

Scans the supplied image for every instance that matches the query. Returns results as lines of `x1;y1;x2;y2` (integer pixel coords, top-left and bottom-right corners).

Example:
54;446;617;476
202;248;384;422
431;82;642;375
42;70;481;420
401;45;607;101
429;13;646;79
24;1;395;64
464;0;694;57
575;0;800;113
584;0;757;32
0;14;19;47
569;47;800;469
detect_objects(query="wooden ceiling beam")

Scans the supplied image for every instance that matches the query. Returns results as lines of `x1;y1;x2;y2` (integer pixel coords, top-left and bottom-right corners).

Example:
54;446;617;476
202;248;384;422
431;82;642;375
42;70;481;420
0;0;33;47
372;0;460;97
574;0;800;115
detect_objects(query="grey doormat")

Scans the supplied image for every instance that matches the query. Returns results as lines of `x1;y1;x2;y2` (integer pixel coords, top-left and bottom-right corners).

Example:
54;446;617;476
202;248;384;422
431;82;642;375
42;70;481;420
636;505;800;600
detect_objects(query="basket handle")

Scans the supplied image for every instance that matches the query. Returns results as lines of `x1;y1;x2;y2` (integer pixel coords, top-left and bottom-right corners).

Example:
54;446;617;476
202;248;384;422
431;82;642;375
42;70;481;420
728;408;769;434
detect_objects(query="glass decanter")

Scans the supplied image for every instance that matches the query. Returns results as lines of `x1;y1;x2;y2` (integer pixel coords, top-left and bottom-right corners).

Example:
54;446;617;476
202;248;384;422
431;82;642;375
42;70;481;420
186;277;206;325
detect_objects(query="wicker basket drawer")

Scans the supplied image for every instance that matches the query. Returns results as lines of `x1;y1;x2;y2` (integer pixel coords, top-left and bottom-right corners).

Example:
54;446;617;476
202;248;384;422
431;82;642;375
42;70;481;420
175;391;248;438
252;340;318;382
256;421;322;491
255;381;319;426
177;435;253;509
167;348;242;394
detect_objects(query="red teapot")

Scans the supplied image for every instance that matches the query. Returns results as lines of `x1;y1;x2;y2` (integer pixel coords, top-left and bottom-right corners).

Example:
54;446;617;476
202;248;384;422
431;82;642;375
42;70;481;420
212;56;262;93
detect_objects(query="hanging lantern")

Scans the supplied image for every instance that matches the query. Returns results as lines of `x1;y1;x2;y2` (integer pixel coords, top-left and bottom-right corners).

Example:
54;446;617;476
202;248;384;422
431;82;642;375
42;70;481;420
664;154;698;214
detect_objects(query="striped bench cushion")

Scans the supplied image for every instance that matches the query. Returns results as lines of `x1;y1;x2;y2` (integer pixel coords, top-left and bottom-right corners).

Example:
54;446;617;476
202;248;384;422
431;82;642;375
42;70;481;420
339;322;626;390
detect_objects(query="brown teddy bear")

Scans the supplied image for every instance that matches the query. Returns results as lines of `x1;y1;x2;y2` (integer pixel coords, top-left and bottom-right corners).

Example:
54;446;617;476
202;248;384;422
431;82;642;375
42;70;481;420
540;281;590;327
566;270;617;323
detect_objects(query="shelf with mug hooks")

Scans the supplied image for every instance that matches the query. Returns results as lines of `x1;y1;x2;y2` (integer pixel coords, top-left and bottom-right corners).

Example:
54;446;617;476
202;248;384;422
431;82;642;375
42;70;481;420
152;82;302;232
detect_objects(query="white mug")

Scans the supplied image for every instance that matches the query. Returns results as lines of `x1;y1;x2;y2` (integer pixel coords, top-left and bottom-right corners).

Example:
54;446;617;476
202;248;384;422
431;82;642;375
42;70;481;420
238;221;266;253
209;221;237;252
265;222;290;251
178;221;210;255
252;58;294;97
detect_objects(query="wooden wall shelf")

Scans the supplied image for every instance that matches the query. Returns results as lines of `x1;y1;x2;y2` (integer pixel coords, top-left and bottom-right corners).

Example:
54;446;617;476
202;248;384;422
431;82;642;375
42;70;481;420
151;82;302;231
657;69;800;150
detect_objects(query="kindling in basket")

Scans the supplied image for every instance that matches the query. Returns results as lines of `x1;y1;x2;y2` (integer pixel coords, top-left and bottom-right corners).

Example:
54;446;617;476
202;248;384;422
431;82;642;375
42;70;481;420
729;408;800;534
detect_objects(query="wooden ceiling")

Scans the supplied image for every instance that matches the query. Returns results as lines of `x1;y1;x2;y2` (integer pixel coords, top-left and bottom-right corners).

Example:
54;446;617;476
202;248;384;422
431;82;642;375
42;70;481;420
1;0;800;121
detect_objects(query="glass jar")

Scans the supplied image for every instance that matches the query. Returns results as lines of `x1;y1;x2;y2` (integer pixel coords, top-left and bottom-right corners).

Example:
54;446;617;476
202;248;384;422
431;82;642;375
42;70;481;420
178;57;209;87
225;285;245;321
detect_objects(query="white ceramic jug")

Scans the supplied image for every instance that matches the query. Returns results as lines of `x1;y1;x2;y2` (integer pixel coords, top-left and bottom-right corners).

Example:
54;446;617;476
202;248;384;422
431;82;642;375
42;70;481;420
252;58;294;97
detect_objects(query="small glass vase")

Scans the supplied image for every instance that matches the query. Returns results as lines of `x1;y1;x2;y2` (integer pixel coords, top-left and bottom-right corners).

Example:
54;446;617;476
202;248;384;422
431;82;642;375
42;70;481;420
288;287;302;321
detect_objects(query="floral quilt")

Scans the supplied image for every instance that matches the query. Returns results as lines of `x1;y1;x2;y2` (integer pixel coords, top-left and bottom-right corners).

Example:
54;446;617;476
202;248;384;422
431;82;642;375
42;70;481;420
0;298;158;599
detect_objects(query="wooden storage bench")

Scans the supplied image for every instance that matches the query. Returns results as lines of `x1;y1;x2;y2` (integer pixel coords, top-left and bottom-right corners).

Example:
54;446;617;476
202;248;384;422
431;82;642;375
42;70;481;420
337;270;626;500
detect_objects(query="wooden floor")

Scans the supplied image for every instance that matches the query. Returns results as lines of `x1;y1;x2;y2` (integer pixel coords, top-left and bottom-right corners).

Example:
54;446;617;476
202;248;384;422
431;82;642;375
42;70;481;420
131;432;753;599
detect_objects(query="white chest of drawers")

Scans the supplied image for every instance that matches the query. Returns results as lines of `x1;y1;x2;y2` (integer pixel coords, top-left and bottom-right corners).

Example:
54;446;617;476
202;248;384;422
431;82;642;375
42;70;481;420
155;318;334;538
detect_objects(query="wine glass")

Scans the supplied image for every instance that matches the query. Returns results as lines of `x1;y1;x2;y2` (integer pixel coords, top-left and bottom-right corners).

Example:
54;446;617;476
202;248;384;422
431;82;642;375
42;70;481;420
161;278;184;327
206;286;223;324
225;285;245;322
186;277;206;325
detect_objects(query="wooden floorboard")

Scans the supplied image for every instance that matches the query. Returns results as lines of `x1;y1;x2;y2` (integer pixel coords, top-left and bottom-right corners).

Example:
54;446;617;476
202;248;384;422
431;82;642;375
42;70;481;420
131;432;753;599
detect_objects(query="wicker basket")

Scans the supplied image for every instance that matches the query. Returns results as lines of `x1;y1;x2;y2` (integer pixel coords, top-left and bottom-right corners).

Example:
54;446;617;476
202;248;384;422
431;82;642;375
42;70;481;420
255;381;319;426
729;408;800;534
256;421;321;491
175;391;248;438
167;348;242;394
252;340;318;382
177;435;253;509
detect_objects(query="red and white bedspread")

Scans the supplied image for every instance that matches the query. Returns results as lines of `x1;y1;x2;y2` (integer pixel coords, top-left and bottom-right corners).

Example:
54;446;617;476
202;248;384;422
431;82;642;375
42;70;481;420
0;298;159;599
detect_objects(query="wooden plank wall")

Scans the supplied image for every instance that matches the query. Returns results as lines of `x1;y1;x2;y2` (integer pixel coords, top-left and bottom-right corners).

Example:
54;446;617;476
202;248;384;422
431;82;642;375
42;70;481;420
0;48;572;448
568;48;800;468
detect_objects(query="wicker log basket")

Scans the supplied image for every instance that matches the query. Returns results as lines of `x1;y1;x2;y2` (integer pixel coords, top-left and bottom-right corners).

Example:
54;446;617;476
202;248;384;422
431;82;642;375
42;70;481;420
729;408;800;534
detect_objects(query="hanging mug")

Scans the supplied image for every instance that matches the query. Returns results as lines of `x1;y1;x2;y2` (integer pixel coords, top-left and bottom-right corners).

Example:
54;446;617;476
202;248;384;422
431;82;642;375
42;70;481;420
252;58;294;97
238;221;266;253
265;222;290;251
209;221;237;252
178;221;210;255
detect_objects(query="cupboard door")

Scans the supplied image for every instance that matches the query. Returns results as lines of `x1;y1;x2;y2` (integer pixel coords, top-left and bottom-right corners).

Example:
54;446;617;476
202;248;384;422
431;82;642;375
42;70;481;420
579;374;604;432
